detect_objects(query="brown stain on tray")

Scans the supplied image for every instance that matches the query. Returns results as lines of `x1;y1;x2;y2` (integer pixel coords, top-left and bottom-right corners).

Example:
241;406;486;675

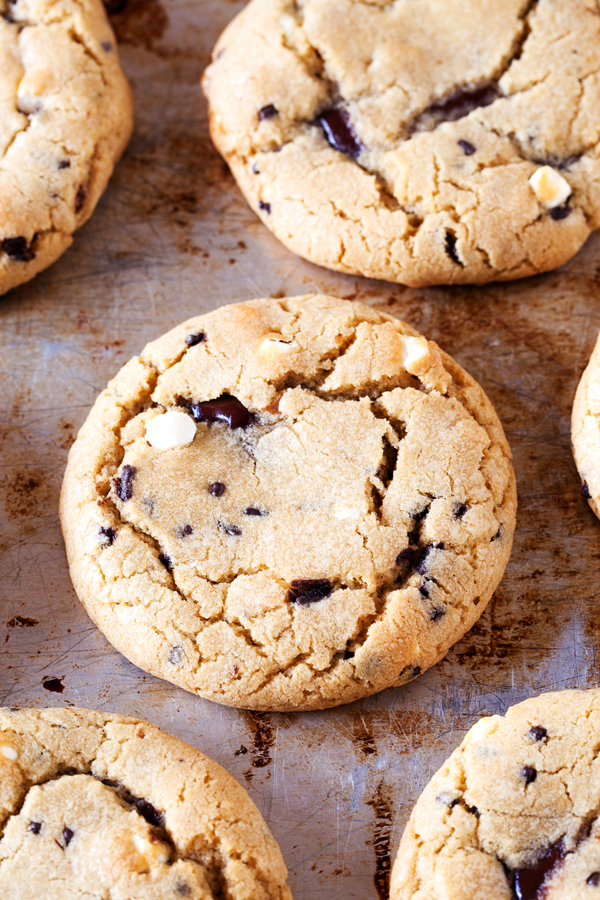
104;0;168;51
367;780;394;900
242;712;275;781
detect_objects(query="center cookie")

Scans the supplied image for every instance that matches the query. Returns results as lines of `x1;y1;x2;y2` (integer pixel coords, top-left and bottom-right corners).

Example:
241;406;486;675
60;296;517;711
203;0;600;287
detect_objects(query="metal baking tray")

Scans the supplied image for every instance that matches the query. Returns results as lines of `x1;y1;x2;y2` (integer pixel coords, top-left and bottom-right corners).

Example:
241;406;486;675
1;1;599;897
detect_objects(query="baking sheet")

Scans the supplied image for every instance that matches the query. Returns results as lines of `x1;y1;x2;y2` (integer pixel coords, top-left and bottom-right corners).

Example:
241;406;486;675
1;1;600;897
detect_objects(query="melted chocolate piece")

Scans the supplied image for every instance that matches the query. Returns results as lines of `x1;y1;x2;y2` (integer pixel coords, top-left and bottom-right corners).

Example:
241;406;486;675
177;524;193;537
445;231;462;265
63;827;74;846
529;726;548;742
416;543;444;575
192;395;254;429
318;108;362;157
209;481;226;497
184;332;206;347
58;160;71;169
430;606;445;622
413;506;429;523
117;465;136;501
135;798;163;828
244;507;263;516
550;205;571;221
28;821;42;834
159;553;172;572
175;884;192;896
522;765;537;785
512;839;565;900
458;139;476;155
491;525;502;542
222;523;242;536
396;546;417;566
418;581;430;599
99;526;116;545
454;502;468;519
259;104;278;121
288;579;333;605
587;873;600;886
426;84;501;124
75;186;86;212
582;482;591;499
258;200;271;213
2;236;35;262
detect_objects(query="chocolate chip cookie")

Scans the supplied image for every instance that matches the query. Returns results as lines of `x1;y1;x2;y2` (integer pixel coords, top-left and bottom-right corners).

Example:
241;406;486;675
202;0;600;287
0;0;133;296
60;295;516;710
572;330;600;521
0;706;291;899
391;689;600;900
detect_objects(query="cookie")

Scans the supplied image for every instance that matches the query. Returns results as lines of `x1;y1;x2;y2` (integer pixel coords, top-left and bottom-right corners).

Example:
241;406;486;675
572;330;600;521
0;0;133;296
202;0;600;288
390;689;600;900
0;706;291;899
60;295;516;711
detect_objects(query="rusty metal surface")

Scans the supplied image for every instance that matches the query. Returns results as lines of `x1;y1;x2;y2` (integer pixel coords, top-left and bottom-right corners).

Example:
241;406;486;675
1;2;600;897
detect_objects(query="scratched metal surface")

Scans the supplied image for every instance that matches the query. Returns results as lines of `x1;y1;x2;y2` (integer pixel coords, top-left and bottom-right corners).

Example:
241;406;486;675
1;1;600;897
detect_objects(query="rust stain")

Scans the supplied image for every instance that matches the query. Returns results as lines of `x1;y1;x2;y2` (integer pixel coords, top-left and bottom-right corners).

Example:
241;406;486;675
366;780;394;900
242;712;275;781
104;0;168;51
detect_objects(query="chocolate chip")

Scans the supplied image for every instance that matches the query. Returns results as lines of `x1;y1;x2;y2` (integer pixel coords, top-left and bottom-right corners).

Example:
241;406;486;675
258;200;271;213
344;648;355;659
522;765;537;785
416;542;444;575
395;546;417;566
175;884;192;896
491;525;502;542
512;838;565;900
430;606;445;622
418;581;430;599
288;579;333;605
259;104;278;121
135;799;163;828
458;139;476;155
426;84;500;124
2;236;35;262
168;646;184;666
209;481;226;497
58;160;71;169
244;507;263;516
28;821;42;834
75;186;86;212
101;40;113;52
454;502;468;519
159;553;172;572
529;725;548;742
116;465;136;501
550;205;571;221
185;332;206;347
318;107;362;157
176;524;193;537
445;231;463;265
587;872;600;886
99;526;116;546
582;482;591;499
192;395;254;429
221;523;242;536
63;827;74;846
413;506;429;523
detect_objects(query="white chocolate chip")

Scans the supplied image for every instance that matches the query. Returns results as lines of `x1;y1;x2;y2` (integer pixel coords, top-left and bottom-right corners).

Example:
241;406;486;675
279;12;299;39
400;335;429;371
529;166;572;209
17;94;43;115
334;507;360;519
258;337;300;360
0;745;18;760
132;833;169;866
145;410;196;450
463;715;502;746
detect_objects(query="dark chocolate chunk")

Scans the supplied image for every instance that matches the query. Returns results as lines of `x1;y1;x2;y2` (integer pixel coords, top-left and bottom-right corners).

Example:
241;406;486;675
445;231;462;265
192;395;254;429
587;872;600;886
430;606;445;622
58;160;71;169
222;523;242;536
28;821;42;834
258;200;271;213
185;332;206;347
529;725;548;742
288;579;333;605
491;525;502;542
75;186;86;212
550;205;571;221
135;798;163;828
175;883;192;896
318;107;362;157
99;526;116;546
458;139;476;155
117;465;136;501
63;827;74;846
2;236;35;262
396;546;417;566
343;648;355;659
582;482;591;499
522;765;537;785
512;838;564;900
413;506;429;523
416;542;444;575
168;646;184;666
159;553;172;572
101;40;113;52
418;581;430;599
244;507;263;516
259;104;278;121
426;84;500;124
454;502;468;519
176;524;193;538
209;481;226;497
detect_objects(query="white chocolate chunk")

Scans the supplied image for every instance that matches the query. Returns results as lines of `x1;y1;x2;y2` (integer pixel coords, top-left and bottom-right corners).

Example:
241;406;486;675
0;745;18;760
529;166;572;209
279;12;300;39
258;337;300;359
17;93;43;115
400;335;429;371
145;410;196;450
463;715;502;746
132;833;169;867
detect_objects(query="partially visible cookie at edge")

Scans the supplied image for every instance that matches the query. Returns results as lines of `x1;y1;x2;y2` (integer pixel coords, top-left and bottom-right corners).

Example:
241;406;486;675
0;0;133;296
203;0;600;287
572;328;600;521
60;294;517;711
391;689;600;900
0;706;291;899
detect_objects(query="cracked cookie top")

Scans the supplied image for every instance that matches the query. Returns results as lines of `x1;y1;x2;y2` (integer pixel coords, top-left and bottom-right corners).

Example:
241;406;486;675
60;295;516;711
391;689;600;900
0;706;290;900
572;329;600;523
0;0;133;295
203;0;600;287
